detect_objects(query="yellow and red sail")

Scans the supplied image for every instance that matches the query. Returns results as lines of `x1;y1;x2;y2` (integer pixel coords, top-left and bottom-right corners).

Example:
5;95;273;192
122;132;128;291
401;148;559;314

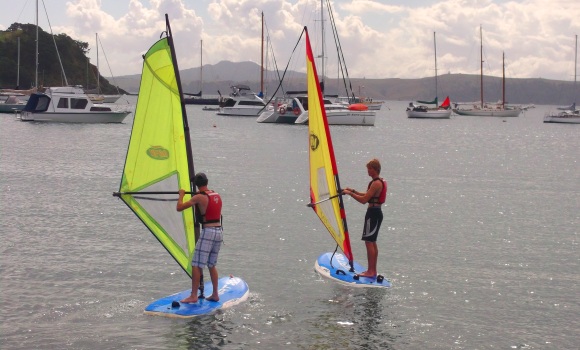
305;27;353;263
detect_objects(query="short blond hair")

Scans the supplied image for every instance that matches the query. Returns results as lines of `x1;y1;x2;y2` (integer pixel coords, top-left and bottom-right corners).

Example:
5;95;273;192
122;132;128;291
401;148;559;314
366;158;381;174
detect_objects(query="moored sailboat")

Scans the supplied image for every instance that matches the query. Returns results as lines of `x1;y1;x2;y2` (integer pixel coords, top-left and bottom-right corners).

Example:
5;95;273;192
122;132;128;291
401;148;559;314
453;26;521;117
406;32;452;119
303;26;390;288
112;15;248;317
544;35;580;124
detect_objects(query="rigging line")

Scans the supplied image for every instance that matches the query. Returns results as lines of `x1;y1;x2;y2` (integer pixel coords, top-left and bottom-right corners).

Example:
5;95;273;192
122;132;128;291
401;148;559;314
264;20;286;97
260;27;307;111
97;34;121;95
330;245;339;269
325;0;353;101
40;0;68;86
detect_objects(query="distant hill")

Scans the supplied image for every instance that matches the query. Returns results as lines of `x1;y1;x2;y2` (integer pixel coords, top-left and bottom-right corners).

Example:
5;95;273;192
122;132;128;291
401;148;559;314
115;61;579;105
1;23;577;105
0;23;125;94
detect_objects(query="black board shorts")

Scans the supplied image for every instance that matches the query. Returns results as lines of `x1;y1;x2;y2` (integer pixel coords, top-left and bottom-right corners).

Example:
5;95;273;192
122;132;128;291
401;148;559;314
362;207;383;242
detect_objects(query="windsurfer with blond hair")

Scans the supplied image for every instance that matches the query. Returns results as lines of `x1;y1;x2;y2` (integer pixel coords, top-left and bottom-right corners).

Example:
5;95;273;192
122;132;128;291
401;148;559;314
341;158;387;278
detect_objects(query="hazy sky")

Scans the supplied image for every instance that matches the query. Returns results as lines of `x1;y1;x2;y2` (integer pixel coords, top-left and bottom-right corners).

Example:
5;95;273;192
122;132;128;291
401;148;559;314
1;0;578;81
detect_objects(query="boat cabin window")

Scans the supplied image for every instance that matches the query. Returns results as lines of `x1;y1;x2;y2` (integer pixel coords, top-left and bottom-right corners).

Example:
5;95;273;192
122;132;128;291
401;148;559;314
71;98;88;110
35;96;50;111
57;98;69;109
238;101;266;106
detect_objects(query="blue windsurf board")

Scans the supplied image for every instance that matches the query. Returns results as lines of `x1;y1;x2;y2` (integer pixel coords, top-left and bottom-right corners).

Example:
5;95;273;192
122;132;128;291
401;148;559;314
144;275;249;318
314;252;391;288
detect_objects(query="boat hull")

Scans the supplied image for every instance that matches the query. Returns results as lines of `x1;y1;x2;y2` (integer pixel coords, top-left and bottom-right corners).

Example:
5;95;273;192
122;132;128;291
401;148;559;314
256;109;300;123
184;97;221;105
295;110;376;126
406;109;451;119
453;108;521;117
0;103;26;113
543;115;580;124
217;106;265;117
20;111;130;123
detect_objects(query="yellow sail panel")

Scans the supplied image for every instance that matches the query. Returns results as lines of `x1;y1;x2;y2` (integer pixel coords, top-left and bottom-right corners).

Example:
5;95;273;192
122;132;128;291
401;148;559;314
118;37;195;277
305;28;353;262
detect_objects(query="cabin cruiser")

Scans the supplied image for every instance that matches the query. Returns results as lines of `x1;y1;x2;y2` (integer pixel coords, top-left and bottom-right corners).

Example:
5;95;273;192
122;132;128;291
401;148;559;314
216;85;266;117
19;86;131;123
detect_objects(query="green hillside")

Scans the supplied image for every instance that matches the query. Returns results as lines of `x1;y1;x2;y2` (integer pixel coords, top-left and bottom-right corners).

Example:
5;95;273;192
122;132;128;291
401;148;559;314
0;23;124;94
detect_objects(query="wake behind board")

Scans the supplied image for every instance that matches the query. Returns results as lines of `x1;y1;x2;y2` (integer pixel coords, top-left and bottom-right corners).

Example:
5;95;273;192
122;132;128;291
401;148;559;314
315;252;391;288
144;276;249;318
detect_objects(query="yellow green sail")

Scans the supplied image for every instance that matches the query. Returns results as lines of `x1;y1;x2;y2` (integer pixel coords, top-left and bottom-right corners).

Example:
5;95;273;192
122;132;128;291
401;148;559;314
305;27;354;263
116;33;195;277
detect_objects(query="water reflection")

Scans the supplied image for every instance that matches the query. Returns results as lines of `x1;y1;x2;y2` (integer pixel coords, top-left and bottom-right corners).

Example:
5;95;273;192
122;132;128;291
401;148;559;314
306;285;399;349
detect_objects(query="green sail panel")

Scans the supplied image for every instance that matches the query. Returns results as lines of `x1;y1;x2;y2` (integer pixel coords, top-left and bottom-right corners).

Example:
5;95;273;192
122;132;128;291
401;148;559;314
118;37;195;277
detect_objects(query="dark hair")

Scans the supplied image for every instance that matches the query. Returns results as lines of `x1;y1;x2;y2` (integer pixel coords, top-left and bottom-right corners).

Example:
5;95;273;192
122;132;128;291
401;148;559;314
195;172;208;187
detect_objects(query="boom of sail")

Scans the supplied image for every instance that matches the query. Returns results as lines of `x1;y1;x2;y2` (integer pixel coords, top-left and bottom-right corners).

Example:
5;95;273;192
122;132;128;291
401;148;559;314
114;17;196;277
305;27;354;265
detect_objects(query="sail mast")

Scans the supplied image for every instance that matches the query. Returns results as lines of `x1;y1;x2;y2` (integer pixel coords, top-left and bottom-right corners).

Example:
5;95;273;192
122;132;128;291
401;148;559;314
165;15;195;192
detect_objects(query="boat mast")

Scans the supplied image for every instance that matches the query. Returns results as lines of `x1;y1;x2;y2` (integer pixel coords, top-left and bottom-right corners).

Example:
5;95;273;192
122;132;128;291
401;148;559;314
502;51;505;109
17;34;20;88
434;31;438;101
575;34;578;101
200;39;203;94
96;33;100;93
35;0;38;88
260;12;264;96
480;25;483;108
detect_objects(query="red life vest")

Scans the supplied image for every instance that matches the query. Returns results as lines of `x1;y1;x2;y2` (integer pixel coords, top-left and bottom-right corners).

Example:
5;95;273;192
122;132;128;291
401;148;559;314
367;177;387;204
195;190;222;224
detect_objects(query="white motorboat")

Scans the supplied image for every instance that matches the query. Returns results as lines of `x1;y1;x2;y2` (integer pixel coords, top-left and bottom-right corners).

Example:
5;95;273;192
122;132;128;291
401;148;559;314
216;85;266;117
20;86;131;123
262;95;375;126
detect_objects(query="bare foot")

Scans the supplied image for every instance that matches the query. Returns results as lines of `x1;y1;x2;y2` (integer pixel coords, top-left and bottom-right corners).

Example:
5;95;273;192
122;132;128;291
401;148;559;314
358;271;377;278
206;294;220;302
180;295;199;303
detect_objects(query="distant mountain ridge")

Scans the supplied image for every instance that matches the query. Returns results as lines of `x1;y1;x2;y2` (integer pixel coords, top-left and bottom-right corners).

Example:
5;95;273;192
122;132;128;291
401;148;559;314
114;60;579;105
0;24;576;105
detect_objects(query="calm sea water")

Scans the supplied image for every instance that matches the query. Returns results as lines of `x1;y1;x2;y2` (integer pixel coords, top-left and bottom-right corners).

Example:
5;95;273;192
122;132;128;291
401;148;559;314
1;98;578;349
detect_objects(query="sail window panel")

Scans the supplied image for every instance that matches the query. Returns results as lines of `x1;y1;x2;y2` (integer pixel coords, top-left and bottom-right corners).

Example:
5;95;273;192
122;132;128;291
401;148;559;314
131;174;189;254
316;167;341;235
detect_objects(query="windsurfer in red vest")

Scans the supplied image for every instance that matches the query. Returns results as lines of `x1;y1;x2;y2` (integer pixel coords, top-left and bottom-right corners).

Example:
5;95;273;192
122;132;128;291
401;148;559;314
177;172;223;303
342;158;387;278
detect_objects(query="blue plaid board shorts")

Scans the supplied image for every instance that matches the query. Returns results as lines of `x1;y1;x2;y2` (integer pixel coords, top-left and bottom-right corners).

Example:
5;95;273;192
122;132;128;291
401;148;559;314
192;227;223;268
